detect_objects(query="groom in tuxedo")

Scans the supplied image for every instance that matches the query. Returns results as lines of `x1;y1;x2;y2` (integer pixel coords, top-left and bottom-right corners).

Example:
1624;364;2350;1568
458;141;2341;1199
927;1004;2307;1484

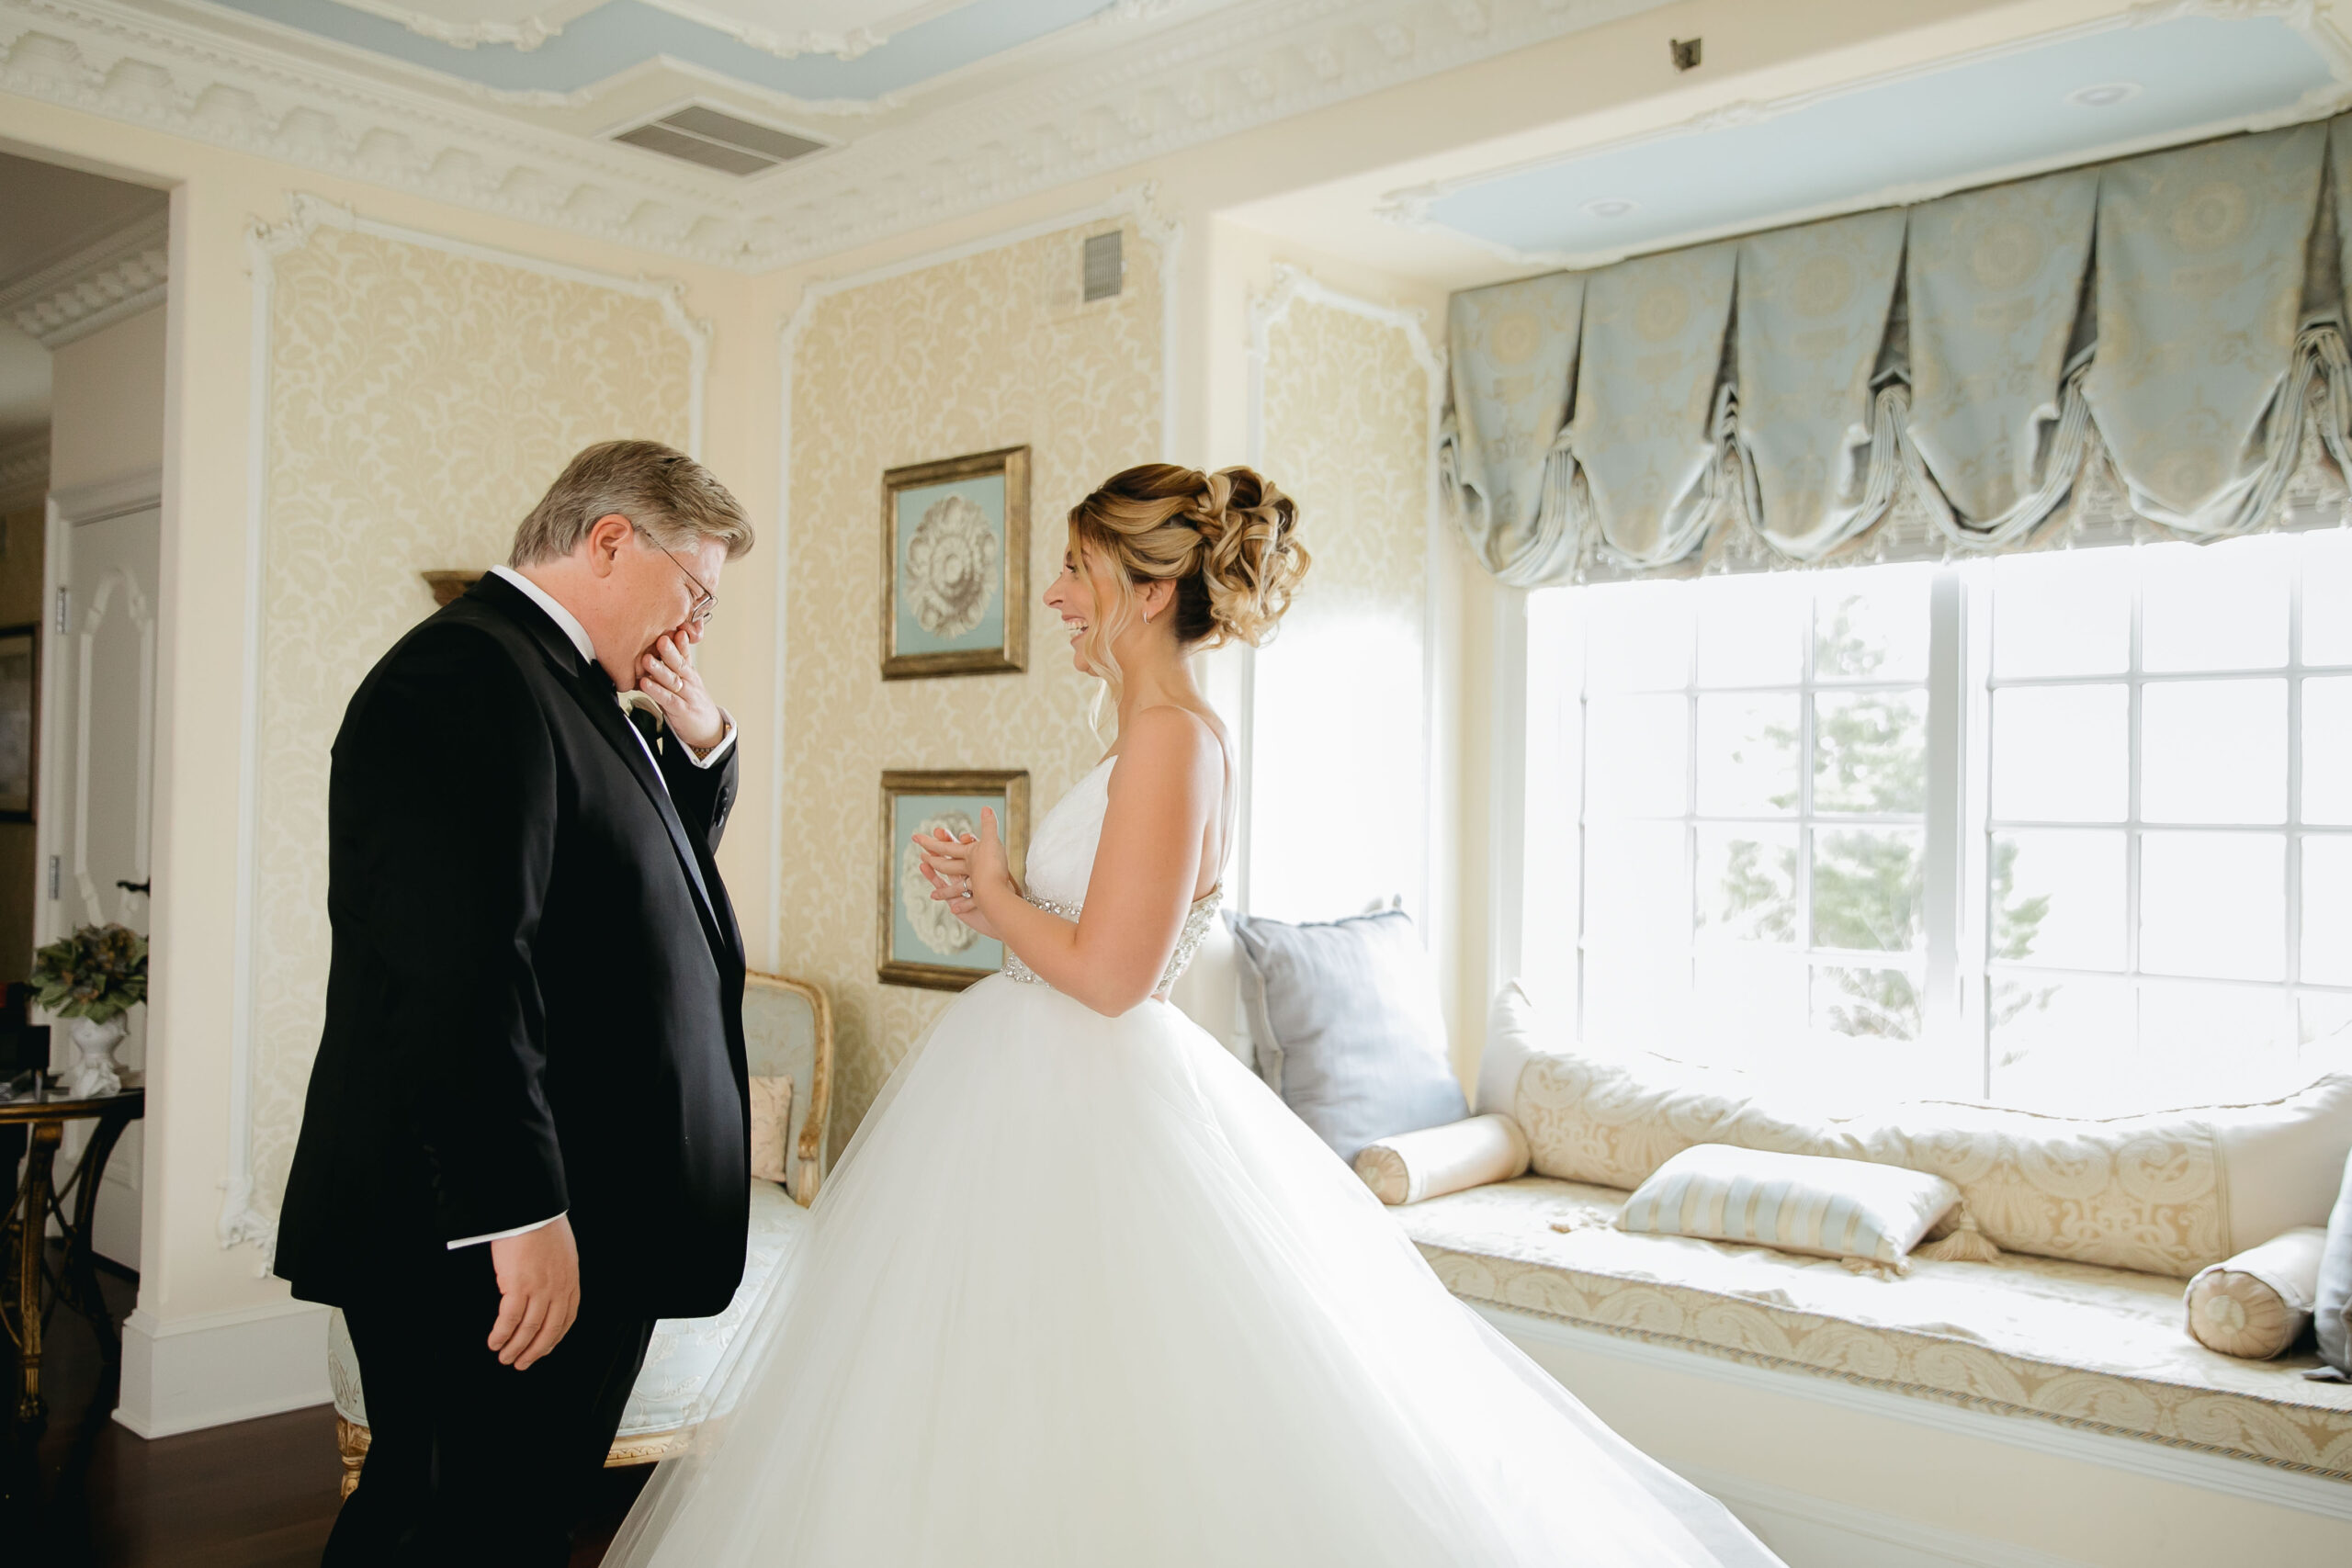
277;440;756;1565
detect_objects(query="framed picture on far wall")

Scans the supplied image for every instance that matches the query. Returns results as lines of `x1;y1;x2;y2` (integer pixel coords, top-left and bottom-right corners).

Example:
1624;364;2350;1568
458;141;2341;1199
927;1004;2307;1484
881;446;1029;679
877;769;1030;990
0;623;38;822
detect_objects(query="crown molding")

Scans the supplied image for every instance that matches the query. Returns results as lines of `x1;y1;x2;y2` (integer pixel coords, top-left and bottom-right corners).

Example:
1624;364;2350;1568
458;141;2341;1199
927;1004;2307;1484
321;0;576;52
1377;0;2352;273
0;0;1672;272
0;431;47;509
1;0;762;266
0;207;167;346
733;0;1671;270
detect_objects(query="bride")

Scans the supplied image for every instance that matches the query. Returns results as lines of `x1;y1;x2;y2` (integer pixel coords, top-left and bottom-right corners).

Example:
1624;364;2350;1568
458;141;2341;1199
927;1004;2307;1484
609;465;1781;1567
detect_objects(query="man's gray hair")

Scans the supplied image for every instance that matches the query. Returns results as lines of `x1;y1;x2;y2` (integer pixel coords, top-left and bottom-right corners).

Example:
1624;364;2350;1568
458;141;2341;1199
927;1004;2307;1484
509;440;754;568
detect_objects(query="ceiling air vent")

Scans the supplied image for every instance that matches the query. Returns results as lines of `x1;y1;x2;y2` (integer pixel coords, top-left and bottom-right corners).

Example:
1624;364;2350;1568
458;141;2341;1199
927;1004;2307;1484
1082;231;1123;303
611;107;823;177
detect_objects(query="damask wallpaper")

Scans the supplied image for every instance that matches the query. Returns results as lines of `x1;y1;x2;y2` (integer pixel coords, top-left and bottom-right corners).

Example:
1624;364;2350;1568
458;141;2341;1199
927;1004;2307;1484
246;219;696;1231
782;219;1162;1152
1249;288;1434;926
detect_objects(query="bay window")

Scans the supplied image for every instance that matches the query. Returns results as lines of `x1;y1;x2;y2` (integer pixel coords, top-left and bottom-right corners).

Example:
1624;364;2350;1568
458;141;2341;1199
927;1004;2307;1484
1521;529;2352;1114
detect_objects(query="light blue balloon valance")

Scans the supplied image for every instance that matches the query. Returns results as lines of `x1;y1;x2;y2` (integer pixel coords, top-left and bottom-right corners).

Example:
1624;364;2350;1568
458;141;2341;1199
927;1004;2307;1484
1440;113;2352;584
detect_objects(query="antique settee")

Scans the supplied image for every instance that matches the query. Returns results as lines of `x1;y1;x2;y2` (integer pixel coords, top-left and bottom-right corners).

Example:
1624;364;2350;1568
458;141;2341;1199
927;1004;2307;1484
324;971;832;1493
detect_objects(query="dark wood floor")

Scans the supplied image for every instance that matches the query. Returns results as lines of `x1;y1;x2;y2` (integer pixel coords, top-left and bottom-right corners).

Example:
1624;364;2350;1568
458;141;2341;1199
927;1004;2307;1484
3;1250;649;1566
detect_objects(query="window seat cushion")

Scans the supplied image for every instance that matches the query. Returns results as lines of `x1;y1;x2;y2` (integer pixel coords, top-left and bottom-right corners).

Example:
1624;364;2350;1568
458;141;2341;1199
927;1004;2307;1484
1398;1175;2352;1482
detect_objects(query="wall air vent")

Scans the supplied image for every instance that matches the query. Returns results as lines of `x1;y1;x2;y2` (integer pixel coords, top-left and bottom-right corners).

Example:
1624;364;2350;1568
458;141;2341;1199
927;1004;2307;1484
1082;231;1123;303
610;107;824;177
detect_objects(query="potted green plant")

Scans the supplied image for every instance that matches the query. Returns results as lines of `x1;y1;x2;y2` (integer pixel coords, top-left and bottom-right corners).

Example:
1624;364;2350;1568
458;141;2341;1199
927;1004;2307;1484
31;922;148;1099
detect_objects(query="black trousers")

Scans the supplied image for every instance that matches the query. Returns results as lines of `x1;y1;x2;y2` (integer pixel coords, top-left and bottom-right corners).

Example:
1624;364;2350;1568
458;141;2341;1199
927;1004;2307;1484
324;1247;653;1568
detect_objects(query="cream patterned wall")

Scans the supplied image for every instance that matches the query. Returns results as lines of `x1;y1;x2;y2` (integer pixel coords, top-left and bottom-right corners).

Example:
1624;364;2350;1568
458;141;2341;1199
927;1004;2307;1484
1248;275;1437;927
782;217;1164;1152
236;204;699;1240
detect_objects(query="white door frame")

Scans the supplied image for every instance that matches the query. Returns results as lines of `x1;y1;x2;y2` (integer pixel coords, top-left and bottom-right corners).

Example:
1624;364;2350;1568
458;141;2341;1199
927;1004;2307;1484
40;468;163;947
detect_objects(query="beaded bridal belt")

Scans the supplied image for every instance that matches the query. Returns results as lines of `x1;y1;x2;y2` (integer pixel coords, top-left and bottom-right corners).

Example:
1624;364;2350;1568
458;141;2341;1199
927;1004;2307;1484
1002;889;1224;996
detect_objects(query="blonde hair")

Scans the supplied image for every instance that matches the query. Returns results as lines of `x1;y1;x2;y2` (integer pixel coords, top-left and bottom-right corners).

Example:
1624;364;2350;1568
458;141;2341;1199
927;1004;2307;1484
1066;463;1308;709
510;439;754;567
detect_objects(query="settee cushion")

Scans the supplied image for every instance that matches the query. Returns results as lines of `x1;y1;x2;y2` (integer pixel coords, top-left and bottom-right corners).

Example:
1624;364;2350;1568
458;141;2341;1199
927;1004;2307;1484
1398;1176;2352;1481
1494;1001;2352;1277
2322;1146;2352;1373
1618;1145;1957;1270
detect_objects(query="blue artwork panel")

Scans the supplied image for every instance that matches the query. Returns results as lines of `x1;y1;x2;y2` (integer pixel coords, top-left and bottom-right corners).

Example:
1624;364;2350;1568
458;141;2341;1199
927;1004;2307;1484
894;474;1009;659
889;791;1007;975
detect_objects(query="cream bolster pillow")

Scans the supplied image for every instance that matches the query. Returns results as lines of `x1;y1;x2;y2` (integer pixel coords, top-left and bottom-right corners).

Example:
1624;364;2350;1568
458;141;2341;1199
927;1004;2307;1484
750;1075;794;1186
1354;1114;1532;1206
2185;1227;2327;1359
1618;1145;1960;1271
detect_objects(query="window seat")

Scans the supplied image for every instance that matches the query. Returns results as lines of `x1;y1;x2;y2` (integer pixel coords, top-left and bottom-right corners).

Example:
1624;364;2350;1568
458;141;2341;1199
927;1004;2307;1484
1396;1175;2352;1484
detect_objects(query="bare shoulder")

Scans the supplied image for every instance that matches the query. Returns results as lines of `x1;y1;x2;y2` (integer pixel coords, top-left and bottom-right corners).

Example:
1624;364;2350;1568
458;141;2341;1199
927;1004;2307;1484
1109;705;1225;795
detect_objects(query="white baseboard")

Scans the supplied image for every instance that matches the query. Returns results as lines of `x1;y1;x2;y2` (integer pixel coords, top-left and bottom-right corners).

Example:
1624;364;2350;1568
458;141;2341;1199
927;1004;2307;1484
1679;1462;2087;1568
115;1299;332;1438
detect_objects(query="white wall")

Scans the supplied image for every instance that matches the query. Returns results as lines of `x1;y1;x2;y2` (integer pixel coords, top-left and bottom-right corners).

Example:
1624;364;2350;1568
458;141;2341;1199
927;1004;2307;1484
48;304;163;491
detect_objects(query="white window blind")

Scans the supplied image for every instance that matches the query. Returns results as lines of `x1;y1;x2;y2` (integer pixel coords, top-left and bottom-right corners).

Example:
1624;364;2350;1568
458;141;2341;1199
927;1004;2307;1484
1521;530;2352;1114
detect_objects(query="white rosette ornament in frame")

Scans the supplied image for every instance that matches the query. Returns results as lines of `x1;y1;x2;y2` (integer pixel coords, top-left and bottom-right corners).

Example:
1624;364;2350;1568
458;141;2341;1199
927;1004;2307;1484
880;446;1030;678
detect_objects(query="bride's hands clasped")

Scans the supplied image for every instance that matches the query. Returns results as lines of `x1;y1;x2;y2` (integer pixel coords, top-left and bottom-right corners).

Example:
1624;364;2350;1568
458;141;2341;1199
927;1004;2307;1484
914;807;1013;941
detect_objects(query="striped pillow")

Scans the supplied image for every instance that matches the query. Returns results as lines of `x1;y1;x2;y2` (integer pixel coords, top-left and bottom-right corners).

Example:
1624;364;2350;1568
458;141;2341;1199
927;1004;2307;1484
1618;1144;1960;1271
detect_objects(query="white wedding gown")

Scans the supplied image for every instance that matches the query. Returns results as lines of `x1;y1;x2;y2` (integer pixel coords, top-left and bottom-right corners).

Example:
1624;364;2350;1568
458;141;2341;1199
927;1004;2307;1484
610;758;1781;1568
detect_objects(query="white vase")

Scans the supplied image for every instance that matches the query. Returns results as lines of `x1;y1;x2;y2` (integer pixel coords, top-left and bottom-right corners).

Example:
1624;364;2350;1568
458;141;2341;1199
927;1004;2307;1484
62;1014;128;1100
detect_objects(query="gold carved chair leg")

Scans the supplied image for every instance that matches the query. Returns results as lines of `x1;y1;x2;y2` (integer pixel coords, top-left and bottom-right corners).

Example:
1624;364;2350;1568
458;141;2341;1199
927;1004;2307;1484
336;1416;371;1500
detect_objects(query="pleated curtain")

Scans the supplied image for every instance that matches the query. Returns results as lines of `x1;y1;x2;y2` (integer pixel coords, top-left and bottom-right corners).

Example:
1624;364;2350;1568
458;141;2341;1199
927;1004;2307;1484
1440;113;2352;583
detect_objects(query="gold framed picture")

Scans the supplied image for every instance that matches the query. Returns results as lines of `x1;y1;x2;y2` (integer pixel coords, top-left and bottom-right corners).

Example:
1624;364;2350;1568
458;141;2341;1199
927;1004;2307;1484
880;446;1029;679
877;769;1031;990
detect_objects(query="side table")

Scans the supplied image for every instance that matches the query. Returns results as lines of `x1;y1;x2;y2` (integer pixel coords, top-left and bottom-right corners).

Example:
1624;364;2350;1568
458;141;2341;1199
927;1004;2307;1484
1;1083;145;1421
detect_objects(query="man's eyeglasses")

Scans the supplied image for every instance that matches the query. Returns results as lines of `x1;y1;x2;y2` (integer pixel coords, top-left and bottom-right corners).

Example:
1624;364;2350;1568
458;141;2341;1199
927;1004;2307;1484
637;525;716;627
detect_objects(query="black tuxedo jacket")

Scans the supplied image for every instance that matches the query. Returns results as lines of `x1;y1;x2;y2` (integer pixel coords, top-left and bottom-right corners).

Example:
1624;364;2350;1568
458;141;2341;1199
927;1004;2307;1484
276;573;751;1320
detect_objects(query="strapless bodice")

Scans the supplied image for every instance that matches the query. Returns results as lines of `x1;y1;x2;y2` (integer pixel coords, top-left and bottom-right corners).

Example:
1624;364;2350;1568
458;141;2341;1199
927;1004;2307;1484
1001;757;1221;996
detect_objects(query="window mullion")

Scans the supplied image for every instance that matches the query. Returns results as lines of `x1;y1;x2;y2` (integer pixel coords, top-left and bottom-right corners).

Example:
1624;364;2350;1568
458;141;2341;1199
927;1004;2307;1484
1798;585;1817;1026
1922;567;1964;1092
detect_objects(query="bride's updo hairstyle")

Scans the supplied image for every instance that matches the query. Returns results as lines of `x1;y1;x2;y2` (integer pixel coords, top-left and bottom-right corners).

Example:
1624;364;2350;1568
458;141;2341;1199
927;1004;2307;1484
1066;463;1307;700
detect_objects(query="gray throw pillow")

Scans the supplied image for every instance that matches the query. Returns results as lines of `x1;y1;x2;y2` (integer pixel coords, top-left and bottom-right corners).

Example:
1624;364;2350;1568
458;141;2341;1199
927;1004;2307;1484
2319;1146;2352;1375
1230;908;1467;1164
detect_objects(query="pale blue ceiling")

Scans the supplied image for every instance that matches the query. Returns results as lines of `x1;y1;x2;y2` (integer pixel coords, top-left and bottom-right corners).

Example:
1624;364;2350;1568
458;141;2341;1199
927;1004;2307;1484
1422;15;2344;262
204;0;1109;101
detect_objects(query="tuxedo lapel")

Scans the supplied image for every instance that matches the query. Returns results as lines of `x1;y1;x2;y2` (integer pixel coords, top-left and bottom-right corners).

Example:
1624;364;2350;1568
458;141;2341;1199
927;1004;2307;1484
464;575;728;954
568;661;723;940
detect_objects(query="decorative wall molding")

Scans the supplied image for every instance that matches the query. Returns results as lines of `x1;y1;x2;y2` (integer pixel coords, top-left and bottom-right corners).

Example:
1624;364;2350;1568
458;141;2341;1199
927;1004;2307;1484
1378;0;2352;272
217;193;709;1253
766;183;1182;973
1240;263;1443;919
0;431;47;509
0;0;1671;271
0;209;166;348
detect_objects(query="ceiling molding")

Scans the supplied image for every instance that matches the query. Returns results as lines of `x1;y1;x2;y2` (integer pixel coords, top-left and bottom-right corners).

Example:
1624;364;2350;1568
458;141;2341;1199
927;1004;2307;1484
0;431;46;508
0;0;1673;272
322;0;573;53
1376;0;2352;273
0;207;167;346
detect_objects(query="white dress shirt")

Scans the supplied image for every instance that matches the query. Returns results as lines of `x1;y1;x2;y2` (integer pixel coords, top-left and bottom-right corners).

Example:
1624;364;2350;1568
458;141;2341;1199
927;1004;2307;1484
448;566;736;1251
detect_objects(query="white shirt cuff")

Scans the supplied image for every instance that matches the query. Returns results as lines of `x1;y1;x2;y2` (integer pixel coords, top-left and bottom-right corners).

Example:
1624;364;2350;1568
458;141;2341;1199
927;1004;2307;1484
686;714;737;768
447;1211;563;1250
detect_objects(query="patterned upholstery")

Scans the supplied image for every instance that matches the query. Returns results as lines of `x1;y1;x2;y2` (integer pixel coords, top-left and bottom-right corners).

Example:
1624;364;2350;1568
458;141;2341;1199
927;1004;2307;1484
1401;1177;2352;1482
1507;1042;2352;1279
